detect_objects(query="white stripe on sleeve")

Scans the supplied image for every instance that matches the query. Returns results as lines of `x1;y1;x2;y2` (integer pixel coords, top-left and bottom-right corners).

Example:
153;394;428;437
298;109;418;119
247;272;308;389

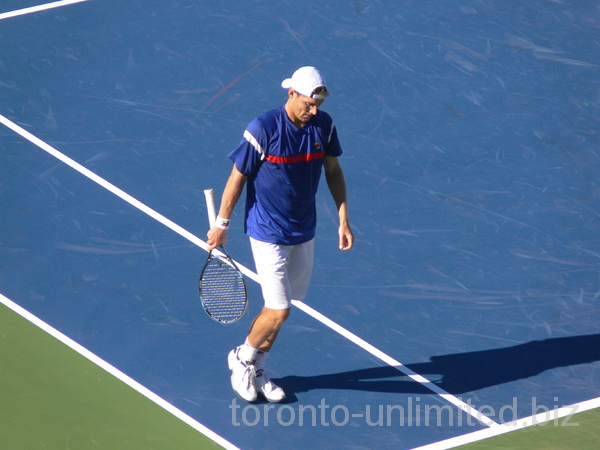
243;130;265;161
328;122;335;144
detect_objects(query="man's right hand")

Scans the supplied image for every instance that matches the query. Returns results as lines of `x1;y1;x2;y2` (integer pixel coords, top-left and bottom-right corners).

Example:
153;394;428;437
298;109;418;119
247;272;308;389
207;227;228;251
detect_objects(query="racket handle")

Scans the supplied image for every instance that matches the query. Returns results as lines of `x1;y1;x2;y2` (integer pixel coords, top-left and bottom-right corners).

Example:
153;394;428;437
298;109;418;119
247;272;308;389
204;188;217;227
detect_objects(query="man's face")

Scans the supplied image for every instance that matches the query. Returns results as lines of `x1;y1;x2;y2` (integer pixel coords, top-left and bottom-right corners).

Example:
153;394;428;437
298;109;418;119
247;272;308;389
286;90;325;127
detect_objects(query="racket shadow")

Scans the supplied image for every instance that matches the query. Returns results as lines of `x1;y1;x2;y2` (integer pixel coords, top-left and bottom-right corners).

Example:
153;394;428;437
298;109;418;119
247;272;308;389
274;333;600;401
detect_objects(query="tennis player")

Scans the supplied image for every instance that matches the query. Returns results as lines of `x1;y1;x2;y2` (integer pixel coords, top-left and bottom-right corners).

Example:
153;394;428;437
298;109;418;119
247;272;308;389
207;66;354;402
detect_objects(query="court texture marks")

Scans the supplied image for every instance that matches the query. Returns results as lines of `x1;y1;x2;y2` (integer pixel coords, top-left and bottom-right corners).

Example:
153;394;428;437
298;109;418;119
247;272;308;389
1;1;599;449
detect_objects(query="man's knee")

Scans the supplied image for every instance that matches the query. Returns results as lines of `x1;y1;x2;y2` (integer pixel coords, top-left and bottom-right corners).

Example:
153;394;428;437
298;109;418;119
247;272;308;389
263;307;290;326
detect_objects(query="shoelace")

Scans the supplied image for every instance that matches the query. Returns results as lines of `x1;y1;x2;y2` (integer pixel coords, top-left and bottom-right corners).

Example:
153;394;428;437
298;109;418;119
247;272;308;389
236;350;256;389
242;365;256;390
255;370;275;392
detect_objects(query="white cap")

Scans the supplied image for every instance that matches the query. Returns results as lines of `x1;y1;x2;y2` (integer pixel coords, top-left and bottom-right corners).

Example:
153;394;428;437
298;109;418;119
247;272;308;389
281;66;328;99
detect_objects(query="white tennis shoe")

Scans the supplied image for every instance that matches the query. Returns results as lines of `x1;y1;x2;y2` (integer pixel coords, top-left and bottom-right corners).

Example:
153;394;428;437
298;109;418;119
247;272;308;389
228;347;257;402
255;370;286;402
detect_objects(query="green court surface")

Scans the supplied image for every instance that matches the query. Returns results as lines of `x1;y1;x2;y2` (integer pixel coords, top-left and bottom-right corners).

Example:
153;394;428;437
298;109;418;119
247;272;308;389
458;407;600;450
0;303;223;449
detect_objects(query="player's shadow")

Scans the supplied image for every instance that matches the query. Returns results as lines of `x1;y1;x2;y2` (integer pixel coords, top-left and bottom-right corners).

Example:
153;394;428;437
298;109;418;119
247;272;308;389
275;334;600;402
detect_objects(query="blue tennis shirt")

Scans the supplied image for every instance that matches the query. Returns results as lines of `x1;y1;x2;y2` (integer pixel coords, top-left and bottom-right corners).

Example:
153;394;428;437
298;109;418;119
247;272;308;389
228;105;342;245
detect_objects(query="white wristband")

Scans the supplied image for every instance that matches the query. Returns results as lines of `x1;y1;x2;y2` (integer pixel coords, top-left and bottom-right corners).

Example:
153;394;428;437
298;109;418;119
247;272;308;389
215;215;230;230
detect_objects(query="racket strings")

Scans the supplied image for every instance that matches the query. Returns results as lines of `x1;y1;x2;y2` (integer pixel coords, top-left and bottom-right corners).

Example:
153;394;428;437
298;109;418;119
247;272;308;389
200;258;247;323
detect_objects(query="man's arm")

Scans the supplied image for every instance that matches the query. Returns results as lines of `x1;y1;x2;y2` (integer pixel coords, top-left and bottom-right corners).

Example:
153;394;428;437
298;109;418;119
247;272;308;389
206;163;247;250
323;155;354;250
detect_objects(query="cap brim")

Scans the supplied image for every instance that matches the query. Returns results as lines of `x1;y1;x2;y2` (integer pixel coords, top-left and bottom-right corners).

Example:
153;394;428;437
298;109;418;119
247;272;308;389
281;78;293;89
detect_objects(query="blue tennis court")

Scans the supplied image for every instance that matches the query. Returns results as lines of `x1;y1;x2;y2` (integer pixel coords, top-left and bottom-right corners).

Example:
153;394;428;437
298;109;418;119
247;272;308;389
1;1;599;448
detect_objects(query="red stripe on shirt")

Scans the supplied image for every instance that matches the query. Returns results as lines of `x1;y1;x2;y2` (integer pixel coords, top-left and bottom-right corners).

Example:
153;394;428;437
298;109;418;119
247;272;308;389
265;151;325;164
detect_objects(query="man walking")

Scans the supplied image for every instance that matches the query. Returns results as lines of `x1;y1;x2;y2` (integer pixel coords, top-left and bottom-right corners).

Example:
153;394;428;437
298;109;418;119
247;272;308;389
207;66;354;402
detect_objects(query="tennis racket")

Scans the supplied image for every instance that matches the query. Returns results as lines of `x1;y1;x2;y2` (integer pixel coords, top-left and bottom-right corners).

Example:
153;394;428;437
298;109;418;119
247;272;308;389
199;189;248;324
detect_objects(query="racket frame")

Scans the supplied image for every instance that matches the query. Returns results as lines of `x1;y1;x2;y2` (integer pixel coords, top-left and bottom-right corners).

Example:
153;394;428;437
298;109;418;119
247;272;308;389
199;189;248;324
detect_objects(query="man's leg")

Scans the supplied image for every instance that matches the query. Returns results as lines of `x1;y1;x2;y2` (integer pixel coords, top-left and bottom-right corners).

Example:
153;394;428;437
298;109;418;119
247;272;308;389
228;240;291;402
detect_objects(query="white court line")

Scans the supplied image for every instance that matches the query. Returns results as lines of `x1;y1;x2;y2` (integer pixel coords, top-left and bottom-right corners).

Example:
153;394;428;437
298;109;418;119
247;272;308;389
0;0;90;21
411;396;600;450
0;292;241;450
0;113;497;428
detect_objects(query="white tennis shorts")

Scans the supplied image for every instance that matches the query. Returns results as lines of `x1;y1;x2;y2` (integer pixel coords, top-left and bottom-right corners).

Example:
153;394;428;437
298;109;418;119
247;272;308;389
250;237;315;310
